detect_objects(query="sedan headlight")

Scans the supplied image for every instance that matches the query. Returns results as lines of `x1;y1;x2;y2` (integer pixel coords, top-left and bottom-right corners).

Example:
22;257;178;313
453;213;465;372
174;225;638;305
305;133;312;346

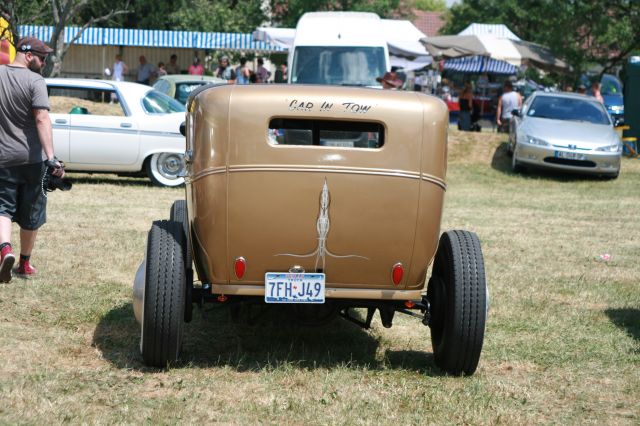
524;135;550;146
595;143;622;152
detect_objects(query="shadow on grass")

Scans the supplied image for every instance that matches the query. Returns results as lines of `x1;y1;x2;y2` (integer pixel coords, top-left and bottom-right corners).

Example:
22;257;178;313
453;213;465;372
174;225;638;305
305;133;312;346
490;142;617;182
93;302;441;375
605;308;640;343
67;173;158;188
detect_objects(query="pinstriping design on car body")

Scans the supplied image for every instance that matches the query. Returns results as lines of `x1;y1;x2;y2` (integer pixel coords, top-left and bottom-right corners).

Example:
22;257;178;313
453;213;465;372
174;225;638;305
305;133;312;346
275;179;369;270
189;164;447;190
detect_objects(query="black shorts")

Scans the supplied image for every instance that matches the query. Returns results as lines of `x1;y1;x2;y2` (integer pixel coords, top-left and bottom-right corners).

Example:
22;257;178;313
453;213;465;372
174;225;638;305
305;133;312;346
0;162;47;230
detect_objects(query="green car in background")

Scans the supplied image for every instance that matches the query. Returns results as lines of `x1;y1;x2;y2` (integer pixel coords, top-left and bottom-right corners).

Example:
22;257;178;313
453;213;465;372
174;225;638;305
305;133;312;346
153;74;226;104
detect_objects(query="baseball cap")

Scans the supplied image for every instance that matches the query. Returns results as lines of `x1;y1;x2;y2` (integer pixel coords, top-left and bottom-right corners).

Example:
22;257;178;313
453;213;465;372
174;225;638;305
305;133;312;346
16;36;53;55
376;71;402;88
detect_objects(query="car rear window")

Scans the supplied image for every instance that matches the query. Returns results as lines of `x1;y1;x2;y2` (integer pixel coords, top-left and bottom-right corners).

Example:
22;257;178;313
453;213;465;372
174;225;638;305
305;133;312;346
268;119;384;148
48;86;126;116
175;83;207;104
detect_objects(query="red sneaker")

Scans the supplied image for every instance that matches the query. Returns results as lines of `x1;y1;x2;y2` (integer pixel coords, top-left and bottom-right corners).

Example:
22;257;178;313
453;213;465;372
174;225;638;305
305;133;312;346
0;245;15;283
16;260;37;279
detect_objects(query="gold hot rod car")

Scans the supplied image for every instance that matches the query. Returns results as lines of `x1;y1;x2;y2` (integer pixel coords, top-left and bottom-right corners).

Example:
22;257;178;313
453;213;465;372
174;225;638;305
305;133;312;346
133;84;488;375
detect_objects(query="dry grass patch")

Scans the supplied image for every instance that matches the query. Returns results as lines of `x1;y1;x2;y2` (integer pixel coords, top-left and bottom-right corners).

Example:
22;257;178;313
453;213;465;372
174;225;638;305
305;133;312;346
0;132;638;424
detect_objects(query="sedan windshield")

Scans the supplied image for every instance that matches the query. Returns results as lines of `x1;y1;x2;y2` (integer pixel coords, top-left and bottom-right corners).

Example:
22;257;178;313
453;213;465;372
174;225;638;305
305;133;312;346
291;46;386;86
142;90;186;114
527;96;610;125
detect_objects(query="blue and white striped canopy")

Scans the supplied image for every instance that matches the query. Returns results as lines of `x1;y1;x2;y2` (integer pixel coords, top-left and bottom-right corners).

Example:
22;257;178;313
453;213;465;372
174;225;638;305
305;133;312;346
18;25;284;52
444;55;517;75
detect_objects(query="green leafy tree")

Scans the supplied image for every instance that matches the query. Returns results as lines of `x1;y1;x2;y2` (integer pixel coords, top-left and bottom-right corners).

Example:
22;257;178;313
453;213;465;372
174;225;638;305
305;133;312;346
440;0;640;77
1;0;129;77
413;0;447;12
170;0;266;33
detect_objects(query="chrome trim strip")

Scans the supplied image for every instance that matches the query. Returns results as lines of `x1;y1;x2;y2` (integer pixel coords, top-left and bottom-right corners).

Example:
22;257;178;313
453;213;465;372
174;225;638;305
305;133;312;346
421;174;447;190
190;164;447;190
229;164;421;180
49;125;181;138
191;166;227;182
210;283;423;300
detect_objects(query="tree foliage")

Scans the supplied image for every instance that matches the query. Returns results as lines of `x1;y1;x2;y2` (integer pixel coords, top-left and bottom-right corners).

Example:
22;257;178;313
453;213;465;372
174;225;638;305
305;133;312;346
413;0;447;12
171;0;266;33
440;0;640;76
1;0;129;77
268;0;413;28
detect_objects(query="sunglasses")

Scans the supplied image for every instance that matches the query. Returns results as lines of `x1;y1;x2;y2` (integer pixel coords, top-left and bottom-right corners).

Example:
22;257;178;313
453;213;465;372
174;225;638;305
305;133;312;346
30;52;48;62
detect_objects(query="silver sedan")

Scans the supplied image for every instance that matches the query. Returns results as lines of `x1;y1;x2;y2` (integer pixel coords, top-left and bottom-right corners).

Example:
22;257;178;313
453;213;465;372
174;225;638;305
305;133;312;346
508;92;622;178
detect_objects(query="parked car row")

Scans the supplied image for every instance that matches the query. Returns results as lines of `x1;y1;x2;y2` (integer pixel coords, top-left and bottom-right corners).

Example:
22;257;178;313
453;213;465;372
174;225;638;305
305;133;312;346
44;77;624;189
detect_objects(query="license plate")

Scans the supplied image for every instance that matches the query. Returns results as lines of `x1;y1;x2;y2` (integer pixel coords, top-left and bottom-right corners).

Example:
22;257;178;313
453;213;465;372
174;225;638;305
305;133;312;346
554;150;586;160
265;273;325;304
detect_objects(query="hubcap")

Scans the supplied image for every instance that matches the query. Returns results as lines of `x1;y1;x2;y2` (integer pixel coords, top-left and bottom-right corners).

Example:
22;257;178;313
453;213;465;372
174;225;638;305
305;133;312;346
158;153;184;178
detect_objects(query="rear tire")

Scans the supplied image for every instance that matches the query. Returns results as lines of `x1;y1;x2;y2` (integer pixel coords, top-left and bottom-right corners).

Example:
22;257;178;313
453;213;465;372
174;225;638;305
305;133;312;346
146;152;185;187
141;220;186;367
427;230;487;375
170;200;194;323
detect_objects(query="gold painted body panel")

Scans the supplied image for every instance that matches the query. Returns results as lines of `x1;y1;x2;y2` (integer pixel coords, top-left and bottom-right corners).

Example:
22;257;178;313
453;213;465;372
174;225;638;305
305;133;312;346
186;85;448;296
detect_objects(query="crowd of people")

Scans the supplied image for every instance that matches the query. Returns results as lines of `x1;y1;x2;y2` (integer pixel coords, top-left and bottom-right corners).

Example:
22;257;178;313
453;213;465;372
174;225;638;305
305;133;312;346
108;53;287;85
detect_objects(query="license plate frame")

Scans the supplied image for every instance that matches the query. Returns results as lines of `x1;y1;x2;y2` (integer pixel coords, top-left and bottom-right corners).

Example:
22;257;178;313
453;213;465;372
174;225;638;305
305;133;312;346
554;150;586;161
264;272;326;304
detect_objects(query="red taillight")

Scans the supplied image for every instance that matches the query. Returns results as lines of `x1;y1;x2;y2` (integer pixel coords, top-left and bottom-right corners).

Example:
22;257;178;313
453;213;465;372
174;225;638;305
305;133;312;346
392;263;403;286
404;300;415;309
234;257;246;279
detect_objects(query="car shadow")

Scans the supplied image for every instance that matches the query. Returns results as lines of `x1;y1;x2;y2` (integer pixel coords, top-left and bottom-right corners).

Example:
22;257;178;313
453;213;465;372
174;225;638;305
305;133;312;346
605;308;640;344
92;302;443;375
67;173;160;187
490;142;616;182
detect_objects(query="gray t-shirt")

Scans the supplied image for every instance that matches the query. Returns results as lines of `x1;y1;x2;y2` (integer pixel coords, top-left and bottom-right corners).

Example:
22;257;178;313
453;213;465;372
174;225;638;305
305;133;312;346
500;91;520;120
0;65;49;166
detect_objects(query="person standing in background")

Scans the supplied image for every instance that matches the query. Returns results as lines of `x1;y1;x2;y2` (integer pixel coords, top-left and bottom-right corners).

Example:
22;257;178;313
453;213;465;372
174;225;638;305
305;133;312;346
112;54;127;81
274;63;287;83
136;55;156;85
235;57;250;85
256;58;270;83
458;82;474;131
166;54;180;74
496;80;522;133
591;81;604;103
188;57;204;75
0;36;65;283
156;62;167;77
215;55;236;84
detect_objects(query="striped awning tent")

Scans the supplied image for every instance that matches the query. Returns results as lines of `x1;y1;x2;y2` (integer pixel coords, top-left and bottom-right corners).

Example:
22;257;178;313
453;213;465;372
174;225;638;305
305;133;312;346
18;25;284;52
444;55;517;75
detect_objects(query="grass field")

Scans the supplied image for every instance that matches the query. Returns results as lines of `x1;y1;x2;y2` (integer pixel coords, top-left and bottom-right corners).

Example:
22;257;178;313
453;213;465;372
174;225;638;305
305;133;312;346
0;131;638;424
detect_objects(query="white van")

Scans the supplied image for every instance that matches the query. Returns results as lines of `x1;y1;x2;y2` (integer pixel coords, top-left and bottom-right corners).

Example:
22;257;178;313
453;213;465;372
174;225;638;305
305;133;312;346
288;12;389;87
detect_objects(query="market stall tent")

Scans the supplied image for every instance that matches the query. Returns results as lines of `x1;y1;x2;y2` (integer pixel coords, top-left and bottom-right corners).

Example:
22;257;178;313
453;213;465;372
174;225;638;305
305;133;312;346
18;24;285;78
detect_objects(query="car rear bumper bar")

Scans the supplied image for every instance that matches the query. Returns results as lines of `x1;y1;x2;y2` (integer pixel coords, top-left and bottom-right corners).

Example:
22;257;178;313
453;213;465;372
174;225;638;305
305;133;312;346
210;283;423;300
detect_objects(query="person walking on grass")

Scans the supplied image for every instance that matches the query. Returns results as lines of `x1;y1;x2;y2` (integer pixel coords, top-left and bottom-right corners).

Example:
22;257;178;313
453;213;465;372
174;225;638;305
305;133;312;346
0;36;65;283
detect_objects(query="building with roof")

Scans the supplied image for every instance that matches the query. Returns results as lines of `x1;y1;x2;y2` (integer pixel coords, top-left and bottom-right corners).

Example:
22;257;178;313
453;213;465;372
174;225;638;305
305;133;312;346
411;11;445;37
18;25;284;78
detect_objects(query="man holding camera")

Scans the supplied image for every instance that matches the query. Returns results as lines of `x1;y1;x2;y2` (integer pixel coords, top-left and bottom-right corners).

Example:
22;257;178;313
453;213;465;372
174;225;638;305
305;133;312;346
0;36;64;283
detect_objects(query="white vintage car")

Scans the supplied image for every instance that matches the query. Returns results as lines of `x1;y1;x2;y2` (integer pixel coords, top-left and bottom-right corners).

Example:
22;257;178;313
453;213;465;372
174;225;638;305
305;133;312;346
46;78;186;187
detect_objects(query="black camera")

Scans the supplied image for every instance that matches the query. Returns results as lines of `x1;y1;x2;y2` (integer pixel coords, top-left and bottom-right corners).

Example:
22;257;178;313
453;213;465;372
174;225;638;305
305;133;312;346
42;158;72;195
